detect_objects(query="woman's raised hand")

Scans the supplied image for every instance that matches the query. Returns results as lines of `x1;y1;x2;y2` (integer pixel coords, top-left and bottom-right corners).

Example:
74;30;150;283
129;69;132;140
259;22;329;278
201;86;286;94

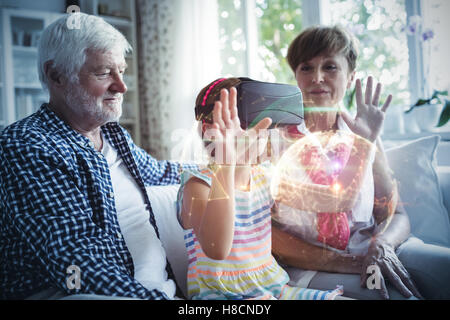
340;76;392;142
207;88;272;165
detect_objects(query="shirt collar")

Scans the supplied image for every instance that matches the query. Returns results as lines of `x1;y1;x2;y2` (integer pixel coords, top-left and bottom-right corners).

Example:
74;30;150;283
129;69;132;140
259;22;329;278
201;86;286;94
38;103;119;151
296;111;352;135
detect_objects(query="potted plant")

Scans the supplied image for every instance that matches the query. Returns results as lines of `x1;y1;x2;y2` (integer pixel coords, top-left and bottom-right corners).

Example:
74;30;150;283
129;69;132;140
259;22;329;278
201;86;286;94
401;15;450;131
405;90;450;130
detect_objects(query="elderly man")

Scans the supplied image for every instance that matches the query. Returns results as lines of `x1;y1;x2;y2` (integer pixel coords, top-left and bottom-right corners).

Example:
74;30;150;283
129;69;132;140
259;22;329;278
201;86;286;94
0;13;195;300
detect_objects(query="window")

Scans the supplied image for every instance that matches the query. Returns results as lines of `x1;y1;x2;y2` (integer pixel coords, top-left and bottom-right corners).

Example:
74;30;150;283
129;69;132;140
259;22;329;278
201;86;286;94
327;0;410;108
218;0;248;77
254;0;303;84
218;0;303;84
217;0;449;133
422;0;450;95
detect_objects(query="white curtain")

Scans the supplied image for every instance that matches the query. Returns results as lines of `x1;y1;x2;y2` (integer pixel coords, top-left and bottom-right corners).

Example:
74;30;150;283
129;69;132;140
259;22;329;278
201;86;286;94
137;0;221;160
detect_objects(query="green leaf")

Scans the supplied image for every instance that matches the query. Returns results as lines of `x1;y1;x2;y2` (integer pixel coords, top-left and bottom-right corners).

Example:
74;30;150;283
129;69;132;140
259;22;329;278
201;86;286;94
435;90;448;97
437;100;450;127
414;98;430;107
344;87;356;111
431;90;440;99
404;107;413;114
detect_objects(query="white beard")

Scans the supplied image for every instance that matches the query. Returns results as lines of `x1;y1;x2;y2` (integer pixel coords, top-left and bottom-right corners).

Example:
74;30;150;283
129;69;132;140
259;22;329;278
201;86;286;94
64;82;123;125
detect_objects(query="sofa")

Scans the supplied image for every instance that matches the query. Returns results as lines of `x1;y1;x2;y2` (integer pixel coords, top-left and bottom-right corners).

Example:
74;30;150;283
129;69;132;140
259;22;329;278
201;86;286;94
147;135;450;299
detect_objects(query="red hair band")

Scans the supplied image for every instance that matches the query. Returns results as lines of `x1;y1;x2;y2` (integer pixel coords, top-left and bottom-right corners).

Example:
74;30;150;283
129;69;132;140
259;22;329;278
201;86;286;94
201;78;226;107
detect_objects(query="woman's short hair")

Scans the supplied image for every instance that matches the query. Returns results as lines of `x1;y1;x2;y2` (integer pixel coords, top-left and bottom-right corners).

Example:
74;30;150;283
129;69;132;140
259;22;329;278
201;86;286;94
287;25;359;73
38;13;132;90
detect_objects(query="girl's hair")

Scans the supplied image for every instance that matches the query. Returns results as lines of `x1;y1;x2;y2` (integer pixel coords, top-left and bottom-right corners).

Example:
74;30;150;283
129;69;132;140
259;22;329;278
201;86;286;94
38;13;132;90
287;25;359;73
195;77;242;124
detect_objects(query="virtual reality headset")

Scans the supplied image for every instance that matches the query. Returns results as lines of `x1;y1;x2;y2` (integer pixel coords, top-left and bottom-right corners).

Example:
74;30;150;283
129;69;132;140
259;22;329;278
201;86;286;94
195;77;304;129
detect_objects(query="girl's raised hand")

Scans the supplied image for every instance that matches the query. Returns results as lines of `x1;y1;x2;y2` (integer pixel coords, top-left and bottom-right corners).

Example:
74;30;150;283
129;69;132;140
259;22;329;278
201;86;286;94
207;88;272;165
340;76;392;142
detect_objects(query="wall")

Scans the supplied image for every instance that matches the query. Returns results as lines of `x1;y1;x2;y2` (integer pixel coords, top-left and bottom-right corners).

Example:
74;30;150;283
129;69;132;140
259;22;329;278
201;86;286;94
0;0;66;12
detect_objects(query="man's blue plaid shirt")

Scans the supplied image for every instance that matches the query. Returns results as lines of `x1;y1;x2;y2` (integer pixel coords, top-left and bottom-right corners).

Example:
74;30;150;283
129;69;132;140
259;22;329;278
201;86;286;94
0;104;196;299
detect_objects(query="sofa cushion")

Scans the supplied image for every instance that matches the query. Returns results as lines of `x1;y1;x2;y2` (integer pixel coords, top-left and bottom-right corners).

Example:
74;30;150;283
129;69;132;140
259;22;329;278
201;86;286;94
437;166;450;217
145;135;450;300
385;136;450;247
146;184;188;298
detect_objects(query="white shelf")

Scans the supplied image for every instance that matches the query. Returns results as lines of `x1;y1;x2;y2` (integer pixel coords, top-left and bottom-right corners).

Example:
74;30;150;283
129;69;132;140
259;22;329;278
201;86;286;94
1;2;140;145
14;83;42;89
13;45;38;55
100;15;132;27
119;118;137;125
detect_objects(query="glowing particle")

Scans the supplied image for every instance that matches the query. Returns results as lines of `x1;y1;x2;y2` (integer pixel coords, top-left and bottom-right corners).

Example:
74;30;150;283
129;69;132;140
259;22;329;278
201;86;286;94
333;161;341;171
332;183;341;193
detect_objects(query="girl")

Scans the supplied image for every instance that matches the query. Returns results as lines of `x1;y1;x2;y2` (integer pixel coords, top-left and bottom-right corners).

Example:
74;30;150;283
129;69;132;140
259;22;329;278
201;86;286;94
176;77;345;300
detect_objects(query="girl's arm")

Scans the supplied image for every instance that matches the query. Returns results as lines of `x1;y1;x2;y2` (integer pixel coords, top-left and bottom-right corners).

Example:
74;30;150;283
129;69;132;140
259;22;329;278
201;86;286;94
181;87;271;260
180;87;239;260
181;166;236;260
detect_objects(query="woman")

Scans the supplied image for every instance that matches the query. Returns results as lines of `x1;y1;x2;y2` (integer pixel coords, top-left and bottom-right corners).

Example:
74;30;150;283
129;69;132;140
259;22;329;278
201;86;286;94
271;25;430;300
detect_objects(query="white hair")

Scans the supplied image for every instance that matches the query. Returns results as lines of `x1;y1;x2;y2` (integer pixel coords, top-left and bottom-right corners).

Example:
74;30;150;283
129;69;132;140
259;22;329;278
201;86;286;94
38;13;132;90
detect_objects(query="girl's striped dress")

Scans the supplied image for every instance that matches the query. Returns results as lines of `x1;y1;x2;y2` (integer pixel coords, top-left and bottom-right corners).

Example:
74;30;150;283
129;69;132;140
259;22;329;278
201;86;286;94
176;165;343;300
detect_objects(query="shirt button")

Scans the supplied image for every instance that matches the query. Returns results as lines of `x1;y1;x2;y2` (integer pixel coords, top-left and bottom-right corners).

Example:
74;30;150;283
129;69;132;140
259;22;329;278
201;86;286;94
116;232;122;239
109;191;114;198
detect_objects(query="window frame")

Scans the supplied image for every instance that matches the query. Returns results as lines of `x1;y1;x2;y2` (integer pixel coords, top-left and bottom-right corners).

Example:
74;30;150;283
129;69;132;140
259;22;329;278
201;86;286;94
240;0;447;137
404;0;426;103
242;0;427;107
